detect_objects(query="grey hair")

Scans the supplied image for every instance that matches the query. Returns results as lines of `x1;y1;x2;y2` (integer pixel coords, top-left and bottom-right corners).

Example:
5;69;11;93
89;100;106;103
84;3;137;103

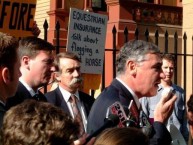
116;40;160;75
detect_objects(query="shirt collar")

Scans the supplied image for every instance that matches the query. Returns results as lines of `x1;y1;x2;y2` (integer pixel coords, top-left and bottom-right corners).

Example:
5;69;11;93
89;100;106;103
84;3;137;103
155;84;162;92
116;78;140;109
19;78;36;96
0;100;5;106
58;86;80;102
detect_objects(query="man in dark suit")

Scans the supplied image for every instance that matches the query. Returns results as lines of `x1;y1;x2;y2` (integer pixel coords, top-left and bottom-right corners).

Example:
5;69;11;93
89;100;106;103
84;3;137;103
0;32;21;127
6;37;55;109
87;40;177;145
45;52;95;136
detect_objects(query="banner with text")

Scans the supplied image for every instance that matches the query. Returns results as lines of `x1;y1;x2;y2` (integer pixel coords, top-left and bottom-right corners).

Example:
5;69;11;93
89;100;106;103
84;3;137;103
67;8;108;74
0;0;36;37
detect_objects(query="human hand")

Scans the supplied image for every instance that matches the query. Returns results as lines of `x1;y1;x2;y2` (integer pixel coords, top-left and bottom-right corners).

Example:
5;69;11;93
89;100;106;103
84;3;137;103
72;133;95;145
31;21;41;37
154;88;177;123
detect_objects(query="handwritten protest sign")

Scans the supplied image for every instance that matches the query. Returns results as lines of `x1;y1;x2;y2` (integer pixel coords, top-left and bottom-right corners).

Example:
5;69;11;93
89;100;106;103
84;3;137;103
67;8;108;74
0;0;36;37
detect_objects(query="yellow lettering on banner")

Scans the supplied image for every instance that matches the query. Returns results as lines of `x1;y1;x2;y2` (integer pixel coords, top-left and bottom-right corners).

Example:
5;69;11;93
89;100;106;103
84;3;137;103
0;0;36;37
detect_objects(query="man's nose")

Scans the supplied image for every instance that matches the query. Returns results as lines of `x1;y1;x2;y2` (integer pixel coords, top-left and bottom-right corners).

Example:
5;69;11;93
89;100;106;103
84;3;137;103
50;65;56;72
74;70;80;77
166;68;169;72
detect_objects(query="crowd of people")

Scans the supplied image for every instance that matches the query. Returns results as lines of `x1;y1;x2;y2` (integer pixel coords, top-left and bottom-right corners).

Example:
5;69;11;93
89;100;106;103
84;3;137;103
0;29;193;145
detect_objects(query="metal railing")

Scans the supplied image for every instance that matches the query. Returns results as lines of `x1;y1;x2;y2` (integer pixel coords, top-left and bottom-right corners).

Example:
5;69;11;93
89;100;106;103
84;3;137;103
43;20;193;100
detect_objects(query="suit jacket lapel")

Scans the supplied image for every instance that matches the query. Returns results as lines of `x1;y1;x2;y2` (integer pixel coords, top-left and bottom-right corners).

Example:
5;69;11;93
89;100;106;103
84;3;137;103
111;79;134;106
55;87;71;115
18;82;32;99
79;91;89;116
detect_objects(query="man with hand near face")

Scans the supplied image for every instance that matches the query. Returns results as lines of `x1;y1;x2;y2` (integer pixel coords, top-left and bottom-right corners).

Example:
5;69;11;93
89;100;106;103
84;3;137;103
87;40;177;145
140;53;189;142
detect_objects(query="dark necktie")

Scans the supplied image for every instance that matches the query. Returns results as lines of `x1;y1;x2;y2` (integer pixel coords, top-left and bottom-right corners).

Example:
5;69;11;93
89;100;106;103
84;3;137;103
32;91;46;101
70;94;85;137
33;93;40;101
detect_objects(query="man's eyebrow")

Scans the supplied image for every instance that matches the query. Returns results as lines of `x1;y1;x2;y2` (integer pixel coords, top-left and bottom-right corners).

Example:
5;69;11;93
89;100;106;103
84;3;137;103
42;58;54;61
66;66;80;70
151;62;162;68
42;58;54;63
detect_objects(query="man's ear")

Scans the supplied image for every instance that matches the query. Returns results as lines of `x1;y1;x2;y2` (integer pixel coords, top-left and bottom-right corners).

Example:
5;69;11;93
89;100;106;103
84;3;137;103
126;60;137;76
2;67;11;83
55;72;61;82
21;56;30;70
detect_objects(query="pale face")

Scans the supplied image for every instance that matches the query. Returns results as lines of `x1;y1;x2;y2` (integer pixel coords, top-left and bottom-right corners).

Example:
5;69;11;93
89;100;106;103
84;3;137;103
58;58;82;93
28;50;54;88
135;53;165;97
187;111;193;138
161;59;174;83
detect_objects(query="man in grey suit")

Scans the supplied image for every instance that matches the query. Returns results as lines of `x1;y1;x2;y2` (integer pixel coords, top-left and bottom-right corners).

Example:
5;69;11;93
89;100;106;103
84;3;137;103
45;52;95;136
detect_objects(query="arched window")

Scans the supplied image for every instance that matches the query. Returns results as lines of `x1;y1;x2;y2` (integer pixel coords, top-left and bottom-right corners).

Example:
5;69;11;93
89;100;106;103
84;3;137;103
92;0;107;11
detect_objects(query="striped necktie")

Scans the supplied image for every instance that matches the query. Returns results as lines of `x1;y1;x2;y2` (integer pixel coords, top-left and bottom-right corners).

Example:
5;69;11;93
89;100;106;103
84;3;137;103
70;94;85;136
129;100;140;126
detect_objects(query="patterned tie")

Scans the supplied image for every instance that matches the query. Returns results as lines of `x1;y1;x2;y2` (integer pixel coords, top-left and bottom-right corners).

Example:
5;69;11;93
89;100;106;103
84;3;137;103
70;94;85;136
129;100;140;126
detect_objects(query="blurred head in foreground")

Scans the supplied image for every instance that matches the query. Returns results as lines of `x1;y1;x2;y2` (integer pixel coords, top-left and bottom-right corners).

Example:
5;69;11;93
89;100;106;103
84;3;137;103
94;127;149;145
1;99;79;145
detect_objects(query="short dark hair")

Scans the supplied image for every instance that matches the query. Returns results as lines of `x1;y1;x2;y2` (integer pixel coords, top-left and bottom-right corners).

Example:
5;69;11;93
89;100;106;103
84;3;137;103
0;32;19;78
1;100;79;145
161;53;175;66
18;36;55;59
188;94;193;112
